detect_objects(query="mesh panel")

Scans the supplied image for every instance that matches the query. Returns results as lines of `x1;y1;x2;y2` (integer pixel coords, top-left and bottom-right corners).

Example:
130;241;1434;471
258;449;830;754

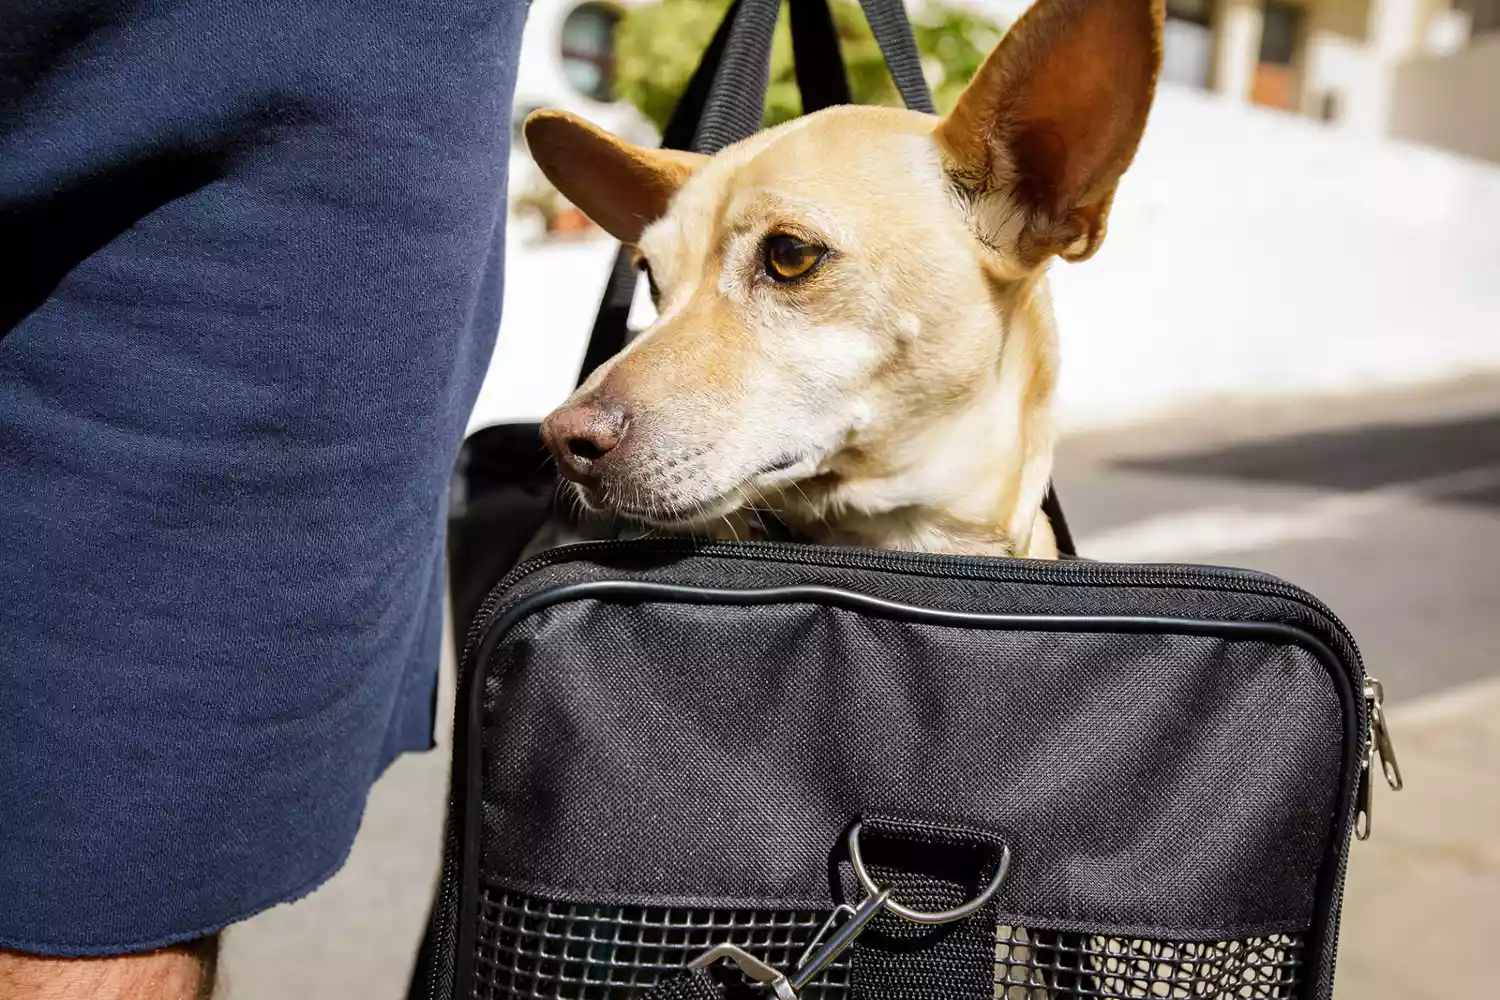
472;886;851;999
472;886;1304;1000
994;927;1302;999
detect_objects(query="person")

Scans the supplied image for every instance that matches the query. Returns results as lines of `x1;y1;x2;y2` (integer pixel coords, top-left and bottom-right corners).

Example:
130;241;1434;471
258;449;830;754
0;2;529;996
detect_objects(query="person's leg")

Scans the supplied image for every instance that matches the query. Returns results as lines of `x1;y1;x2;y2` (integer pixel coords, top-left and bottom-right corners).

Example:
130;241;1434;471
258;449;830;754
0;940;217;1000
0;0;527;990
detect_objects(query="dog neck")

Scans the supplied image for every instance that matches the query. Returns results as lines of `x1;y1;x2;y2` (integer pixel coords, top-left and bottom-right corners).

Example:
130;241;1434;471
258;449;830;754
771;272;1060;558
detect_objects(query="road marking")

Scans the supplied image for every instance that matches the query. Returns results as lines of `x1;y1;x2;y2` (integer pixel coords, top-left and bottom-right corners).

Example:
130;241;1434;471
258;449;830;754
1077;461;1500;563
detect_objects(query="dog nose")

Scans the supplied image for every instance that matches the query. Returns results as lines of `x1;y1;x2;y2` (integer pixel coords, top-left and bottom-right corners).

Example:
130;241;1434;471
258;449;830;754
541;398;629;483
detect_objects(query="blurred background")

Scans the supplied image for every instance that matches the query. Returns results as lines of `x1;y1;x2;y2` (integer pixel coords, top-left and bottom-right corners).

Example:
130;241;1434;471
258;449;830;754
218;1;1499;997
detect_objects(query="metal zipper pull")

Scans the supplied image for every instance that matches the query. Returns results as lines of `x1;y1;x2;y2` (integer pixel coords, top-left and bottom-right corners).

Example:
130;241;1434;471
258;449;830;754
1367;678;1403;791
1356;676;1403;840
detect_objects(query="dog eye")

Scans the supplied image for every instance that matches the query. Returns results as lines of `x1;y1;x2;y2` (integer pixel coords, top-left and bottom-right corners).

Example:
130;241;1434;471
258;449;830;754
764;235;824;282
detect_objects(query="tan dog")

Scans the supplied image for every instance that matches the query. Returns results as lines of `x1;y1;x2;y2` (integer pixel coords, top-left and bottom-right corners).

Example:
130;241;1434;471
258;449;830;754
528;0;1163;559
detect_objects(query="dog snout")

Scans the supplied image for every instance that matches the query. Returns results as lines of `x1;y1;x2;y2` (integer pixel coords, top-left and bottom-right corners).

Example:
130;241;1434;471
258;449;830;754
541;397;629;483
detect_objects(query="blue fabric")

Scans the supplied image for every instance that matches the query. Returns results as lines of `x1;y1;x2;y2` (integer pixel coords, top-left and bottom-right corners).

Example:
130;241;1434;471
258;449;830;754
0;0;527;954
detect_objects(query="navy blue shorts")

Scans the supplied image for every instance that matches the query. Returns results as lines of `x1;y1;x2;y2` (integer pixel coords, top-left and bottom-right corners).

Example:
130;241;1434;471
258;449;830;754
0;0;527;954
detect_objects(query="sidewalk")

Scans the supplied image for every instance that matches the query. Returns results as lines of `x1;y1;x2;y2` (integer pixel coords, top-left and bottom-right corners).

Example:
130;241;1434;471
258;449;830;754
1333;677;1500;999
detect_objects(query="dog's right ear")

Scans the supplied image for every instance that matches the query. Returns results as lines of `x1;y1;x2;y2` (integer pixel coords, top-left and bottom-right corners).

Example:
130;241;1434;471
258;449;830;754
524;110;706;245
936;0;1164;263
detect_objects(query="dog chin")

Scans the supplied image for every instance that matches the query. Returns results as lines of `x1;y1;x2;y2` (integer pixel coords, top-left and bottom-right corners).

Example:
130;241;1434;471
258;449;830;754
575;453;821;532
627;491;748;530
571;482;747;531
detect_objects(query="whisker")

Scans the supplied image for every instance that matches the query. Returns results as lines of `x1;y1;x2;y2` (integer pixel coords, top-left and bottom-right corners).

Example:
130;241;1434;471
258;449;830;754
787;480;831;530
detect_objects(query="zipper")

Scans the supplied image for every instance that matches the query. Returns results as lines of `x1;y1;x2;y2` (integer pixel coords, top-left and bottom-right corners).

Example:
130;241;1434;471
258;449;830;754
1355;676;1405;841
1336;676;1404;990
434;537;1379;998
459;537;1371;671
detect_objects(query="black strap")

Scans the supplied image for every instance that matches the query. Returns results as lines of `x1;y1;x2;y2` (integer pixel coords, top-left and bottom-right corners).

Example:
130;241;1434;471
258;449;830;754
843;817;1006;1000
634;969;736;1000
857;0;934;113
790;0;851;110
1042;484;1076;558
692;0;787;153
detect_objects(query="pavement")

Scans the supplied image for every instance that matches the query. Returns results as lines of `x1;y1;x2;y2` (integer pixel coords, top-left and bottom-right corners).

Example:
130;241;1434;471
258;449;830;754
220;375;1500;999
1334;678;1500;1000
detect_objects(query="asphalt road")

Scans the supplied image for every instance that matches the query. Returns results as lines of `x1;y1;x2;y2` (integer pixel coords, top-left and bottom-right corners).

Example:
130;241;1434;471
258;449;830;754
219;375;1500;999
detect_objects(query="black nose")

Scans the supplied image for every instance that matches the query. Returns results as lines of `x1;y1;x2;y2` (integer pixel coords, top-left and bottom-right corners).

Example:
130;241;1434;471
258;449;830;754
540;398;629;484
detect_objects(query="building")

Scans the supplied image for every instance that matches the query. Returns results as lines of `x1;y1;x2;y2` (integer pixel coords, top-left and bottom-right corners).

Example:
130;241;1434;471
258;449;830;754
507;0;1500;214
961;0;1496;156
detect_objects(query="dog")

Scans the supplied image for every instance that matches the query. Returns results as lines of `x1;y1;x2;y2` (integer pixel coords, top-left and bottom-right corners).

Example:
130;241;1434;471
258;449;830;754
526;0;1163;559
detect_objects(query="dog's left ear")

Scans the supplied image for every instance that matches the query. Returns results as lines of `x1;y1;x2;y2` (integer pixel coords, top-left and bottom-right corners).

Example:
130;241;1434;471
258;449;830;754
524;109;707;244
936;0;1164;263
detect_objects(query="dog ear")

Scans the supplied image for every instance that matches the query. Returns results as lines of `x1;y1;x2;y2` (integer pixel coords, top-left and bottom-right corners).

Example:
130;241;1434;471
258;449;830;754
524;110;706;244
936;0;1163;263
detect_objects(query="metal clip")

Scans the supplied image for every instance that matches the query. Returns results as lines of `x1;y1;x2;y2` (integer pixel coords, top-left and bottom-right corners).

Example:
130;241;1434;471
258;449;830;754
689;821;1012;996
689;890;890;1000
1367;678;1403;791
690;944;796;999
789;889;892;992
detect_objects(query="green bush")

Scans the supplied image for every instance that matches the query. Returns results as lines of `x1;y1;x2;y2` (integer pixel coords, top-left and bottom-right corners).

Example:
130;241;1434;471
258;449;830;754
613;0;1008;133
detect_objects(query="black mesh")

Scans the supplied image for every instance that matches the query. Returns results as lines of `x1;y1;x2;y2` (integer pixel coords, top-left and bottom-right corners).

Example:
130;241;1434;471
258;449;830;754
994;927;1303;998
470;887;1304;1000
471;886;850;999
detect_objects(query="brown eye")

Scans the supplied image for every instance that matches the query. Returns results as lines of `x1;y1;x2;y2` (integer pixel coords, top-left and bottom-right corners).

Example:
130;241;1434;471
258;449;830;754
764;235;824;282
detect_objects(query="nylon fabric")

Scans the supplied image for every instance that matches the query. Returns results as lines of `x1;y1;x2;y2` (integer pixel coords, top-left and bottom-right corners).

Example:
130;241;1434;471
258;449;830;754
849;872;995;1000
692;0;785;153
856;0;936;113
479;597;1341;936
634;969;737;1000
791;0;853;111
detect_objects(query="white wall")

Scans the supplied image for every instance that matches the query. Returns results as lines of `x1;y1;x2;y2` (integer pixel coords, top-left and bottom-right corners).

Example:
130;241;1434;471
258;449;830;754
472;72;1500;436
1390;31;1500;163
1048;83;1500;430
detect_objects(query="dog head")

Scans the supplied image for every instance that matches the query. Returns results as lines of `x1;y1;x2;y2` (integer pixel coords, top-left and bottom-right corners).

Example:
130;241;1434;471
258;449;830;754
528;0;1162;547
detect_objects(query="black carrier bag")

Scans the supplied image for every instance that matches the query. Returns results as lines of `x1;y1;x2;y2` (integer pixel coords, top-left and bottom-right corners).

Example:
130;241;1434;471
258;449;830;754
424;2;1399;998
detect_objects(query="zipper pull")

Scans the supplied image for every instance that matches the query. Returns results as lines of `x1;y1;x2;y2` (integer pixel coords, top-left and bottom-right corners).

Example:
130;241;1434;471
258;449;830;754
1367;678;1403;791
1356;677;1403;841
